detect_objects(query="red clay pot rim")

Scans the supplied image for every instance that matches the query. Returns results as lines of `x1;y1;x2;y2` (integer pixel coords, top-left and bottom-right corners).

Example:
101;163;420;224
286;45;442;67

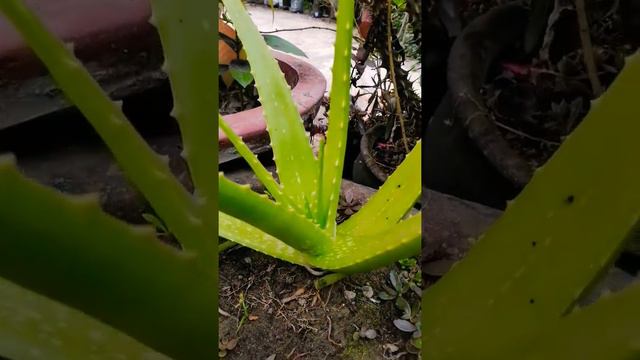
219;50;326;149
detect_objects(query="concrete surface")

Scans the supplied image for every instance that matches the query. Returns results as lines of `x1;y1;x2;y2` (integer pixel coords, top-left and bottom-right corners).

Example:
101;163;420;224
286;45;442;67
245;3;421;99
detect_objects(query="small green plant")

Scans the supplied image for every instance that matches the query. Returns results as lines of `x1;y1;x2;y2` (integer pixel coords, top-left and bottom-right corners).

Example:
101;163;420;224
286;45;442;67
235;292;250;333
0;0;420;358
378;269;421;303
379;268;422;353
424;52;640;359
219;15;307;89
397;257;418;270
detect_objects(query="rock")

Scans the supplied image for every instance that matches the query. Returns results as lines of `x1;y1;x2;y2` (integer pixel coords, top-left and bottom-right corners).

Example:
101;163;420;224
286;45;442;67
344;290;356;301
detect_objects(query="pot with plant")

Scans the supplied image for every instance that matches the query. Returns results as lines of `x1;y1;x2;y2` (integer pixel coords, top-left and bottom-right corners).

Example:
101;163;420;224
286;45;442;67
425;0;640;209
352;124;388;187
350;0;422;189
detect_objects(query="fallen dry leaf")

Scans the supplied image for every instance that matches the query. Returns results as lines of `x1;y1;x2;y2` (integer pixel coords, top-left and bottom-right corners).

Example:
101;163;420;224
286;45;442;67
219;337;239;351
282;287;306;304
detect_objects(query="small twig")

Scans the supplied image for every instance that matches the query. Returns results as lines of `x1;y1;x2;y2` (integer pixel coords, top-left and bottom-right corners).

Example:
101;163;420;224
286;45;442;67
574;0;603;96
260;26;336;34
326;315;342;347
399;13;410;44
260;26;361;41
386;0;410;153
495;121;562;146
303;265;327;276
605;0;620;18
325;284;334;305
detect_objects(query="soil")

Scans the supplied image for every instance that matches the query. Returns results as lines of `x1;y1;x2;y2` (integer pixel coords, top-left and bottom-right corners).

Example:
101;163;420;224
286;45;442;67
218;251;421;359
219;81;261;115
218;180;421;359
371;137;419;176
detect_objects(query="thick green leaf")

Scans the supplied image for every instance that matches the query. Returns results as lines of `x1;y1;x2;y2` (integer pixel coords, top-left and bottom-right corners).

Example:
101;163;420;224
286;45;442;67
317;0;355;233
219;174;330;255
141;212;169;234
219;192;418;272
517;283;640;360
0;157;216;359
150;0;219;219
219;212;311;265
0;0;209;256
229;60;254;87
219;114;292;209
312;214;421;273
424;52;640;359
262;34;308;57
339;141;421;236
223;0;319;214
0;277;168;360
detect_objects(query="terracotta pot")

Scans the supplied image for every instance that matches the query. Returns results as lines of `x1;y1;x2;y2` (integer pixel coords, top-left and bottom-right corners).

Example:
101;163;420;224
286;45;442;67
357;8;373;39
219;50;326;163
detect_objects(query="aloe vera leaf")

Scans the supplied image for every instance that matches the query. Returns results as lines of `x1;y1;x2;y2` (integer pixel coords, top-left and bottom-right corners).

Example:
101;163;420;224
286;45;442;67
314;273;348;289
0;0;209;256
219;213;311;265
516;283;640;360
0;157;216;359
317;0;355;233
423;52;640;359
219;114;293;209
149;0;218;216
314;136;326;220
219;174;329;255
338;141;421;236
222;0;319;212
0;277;168;360
312;214;421;273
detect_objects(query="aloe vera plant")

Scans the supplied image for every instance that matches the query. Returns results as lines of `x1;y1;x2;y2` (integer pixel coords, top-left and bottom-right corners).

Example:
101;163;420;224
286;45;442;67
424;52;640;359
0;0;420;358
218;0;421;286
0;0;217;358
